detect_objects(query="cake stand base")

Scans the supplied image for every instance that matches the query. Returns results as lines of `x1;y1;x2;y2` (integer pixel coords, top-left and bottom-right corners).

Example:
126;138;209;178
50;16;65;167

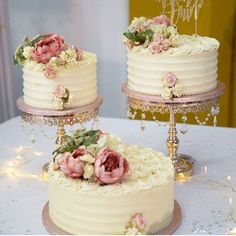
179;154;195;164
42;200;181;235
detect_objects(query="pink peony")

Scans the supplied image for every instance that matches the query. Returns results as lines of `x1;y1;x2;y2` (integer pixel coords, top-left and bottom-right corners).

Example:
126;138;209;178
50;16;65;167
32;33;65;64
148;42;163;54
53;85;65;98
45;63;57;79
59;146;88;178
94;148;129;184
164;72;177;87
151;15;171;26
134;213;147;228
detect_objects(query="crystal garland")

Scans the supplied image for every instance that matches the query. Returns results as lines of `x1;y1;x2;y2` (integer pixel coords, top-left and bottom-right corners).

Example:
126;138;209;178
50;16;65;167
127;105;220;133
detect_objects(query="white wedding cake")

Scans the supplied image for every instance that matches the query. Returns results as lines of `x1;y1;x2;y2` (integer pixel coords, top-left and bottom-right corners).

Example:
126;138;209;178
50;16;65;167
14;33;97;110
48;130;174;234
123;15;219;99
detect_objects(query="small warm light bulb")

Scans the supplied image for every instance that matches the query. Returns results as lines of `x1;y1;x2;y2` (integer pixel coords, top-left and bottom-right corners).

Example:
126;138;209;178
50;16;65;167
204;166;208;175
227;176;231;181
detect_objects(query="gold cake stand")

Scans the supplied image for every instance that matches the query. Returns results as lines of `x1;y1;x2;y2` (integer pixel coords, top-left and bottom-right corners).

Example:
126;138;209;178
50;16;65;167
16;95;103;179
122;82;225;180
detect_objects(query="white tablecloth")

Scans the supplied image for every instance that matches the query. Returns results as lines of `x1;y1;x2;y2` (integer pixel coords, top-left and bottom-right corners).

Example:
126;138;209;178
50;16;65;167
0;116;236;235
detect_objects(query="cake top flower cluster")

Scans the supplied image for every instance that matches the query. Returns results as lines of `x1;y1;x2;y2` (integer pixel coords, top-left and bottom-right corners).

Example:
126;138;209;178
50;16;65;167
123;15;181;54
53;129;129;185
14;33;83;79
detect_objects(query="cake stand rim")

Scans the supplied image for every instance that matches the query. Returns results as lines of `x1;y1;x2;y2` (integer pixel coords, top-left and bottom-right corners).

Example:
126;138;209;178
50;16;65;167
16;95;103;116
122;81;225;104
42;200;181;235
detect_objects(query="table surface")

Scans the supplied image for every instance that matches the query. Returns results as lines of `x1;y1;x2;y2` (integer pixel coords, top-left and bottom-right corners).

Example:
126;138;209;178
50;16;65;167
0;116;236;235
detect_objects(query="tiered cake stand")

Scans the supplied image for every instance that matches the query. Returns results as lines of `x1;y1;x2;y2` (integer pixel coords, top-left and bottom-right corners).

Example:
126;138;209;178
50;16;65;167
122;82;225;180
16;95;103;178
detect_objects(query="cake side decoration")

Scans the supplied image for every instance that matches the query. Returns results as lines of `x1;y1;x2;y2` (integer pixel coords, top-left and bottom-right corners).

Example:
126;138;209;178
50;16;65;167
125;213;147;235
14;33;83;79
161;72;183;99
52;86;70;110
53;129;129;184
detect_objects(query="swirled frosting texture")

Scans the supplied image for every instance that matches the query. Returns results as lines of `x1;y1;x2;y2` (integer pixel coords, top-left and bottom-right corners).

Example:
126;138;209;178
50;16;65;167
48;135;174;234
23;51;97;109
127;35;219;95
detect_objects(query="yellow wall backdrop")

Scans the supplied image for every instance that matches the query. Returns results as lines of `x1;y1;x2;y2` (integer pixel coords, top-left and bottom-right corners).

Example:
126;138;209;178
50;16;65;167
129;0;236;127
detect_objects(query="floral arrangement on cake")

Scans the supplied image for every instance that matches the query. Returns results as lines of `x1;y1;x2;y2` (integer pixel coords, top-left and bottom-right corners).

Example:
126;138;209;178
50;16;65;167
123;15;181;53
14;33;83;79
125;213;147;235
52;129;129;184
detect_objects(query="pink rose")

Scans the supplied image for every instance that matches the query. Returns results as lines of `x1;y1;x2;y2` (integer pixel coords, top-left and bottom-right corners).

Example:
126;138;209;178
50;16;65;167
32;33;65;64
59;146;88;178
162;39;170;51
134;213;147;228
94;148;129;184
53;85;65;98
151;15;171;26
45;63;57;79
75;47;83;60
152;33;164;43
148;42;163;54
164;72;177;87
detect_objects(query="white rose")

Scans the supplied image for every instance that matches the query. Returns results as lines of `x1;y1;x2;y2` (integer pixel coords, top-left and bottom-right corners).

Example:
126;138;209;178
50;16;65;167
167;26;178;36
161;87;173;99
150;24;168;36
22;46;33;59
172;84;183;97
83;164;94;180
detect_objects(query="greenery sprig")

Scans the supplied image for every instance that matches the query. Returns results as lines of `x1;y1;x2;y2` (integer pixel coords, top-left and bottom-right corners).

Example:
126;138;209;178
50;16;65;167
52;129;100;161
123;29;154;46
13;34;45;65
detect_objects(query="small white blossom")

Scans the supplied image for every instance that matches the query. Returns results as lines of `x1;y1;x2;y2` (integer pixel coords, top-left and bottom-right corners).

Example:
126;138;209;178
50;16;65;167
83;163;94;180
60;48;77;66
161;87;173;99
22;46;33;59
172;84;183;97
80;154;95;164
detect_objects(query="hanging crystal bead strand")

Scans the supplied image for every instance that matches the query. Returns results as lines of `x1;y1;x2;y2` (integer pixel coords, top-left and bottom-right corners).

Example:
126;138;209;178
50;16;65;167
140;112;146;131
30;124;35;144
180;114;188;135
211;106;220;127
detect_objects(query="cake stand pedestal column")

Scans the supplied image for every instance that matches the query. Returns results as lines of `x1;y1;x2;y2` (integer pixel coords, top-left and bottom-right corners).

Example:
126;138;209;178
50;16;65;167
16;95;103;179
122;82;225;180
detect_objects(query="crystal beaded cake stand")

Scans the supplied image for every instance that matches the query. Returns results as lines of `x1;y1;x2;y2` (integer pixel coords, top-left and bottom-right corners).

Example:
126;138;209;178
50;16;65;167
122;82;225;180
16;95;103;178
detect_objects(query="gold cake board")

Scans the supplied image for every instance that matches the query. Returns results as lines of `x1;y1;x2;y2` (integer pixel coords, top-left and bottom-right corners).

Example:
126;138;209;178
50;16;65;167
42;200;181;235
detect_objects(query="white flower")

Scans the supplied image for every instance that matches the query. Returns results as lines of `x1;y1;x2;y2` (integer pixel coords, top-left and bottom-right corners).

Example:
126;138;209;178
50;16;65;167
22;46;33;59
161;87;173;99
169;35;182;47
167;26;178;36
128;17;147;32
83;163;94;180
150;24;168;36
52;96;64;110
125;227;142;235
172;84;183;97
80;154;95;164
60;48;77;66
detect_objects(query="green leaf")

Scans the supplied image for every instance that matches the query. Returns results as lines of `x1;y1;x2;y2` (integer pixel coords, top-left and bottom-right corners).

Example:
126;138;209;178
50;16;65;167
31;34;45;46
123;32;137;42
13;55;19;65
144;29;154;42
